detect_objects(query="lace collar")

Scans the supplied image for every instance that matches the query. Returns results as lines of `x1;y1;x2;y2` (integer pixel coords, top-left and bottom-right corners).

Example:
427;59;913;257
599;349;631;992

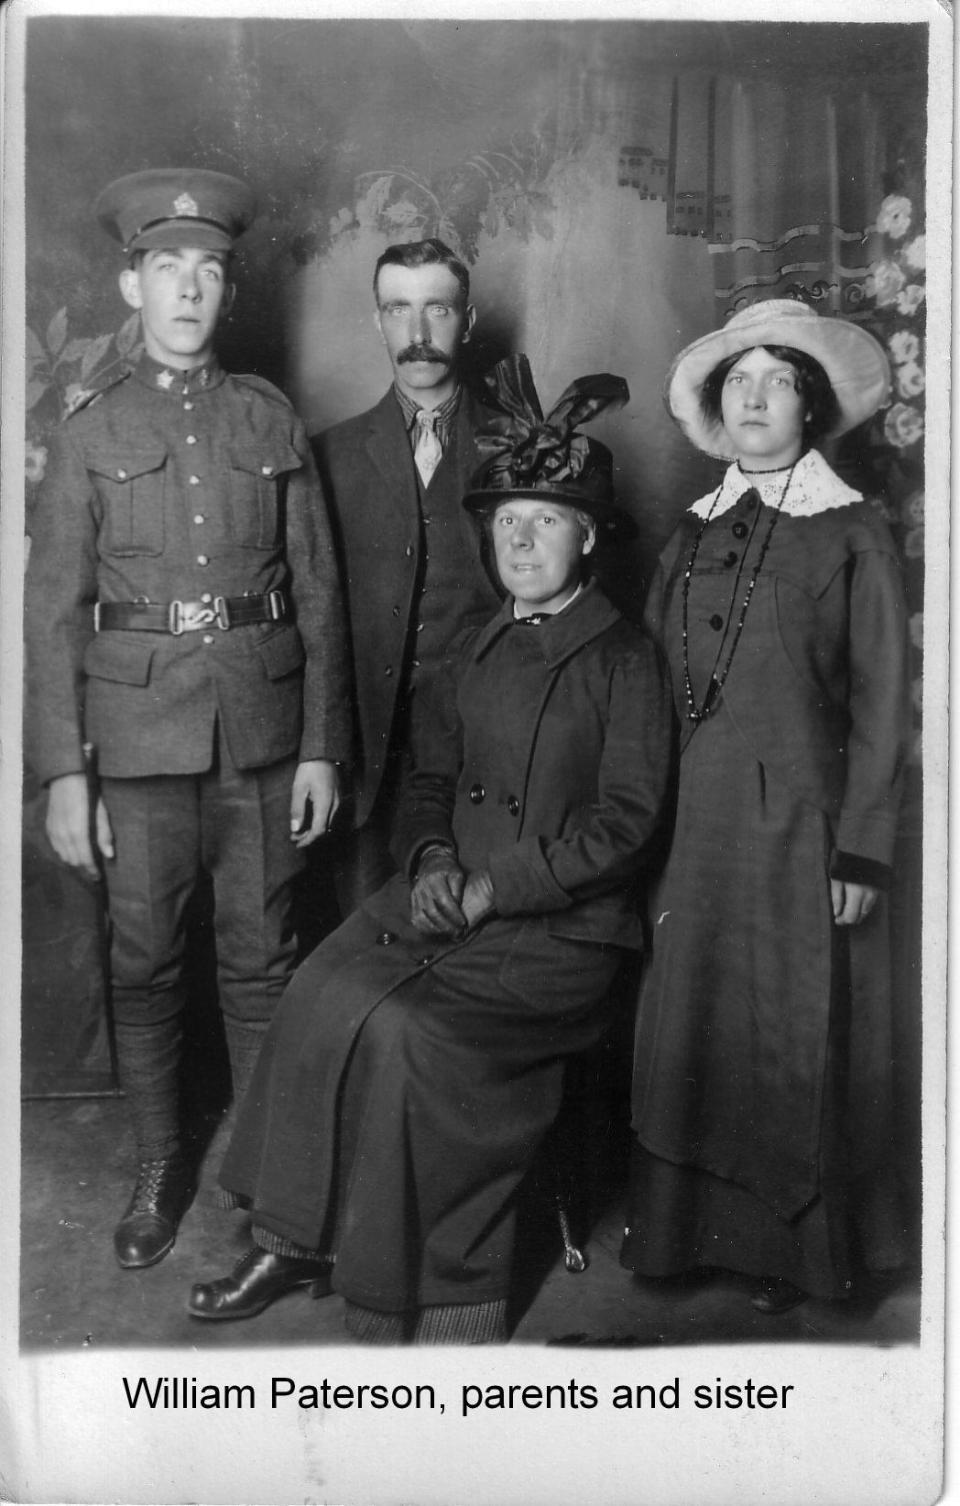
689;449;863;520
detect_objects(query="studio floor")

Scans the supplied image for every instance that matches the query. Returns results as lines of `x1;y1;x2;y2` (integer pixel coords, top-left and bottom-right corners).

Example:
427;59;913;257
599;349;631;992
20;1097;920;1353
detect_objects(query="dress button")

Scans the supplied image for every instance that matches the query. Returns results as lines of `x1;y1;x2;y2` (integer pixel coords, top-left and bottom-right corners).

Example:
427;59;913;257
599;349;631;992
202;633;215;646
507;796;520;816
376;931;396;947
194;514;205;525
724;551;738;567
200;592;213;605
709;614;724;631
732;521;748;539
197;554;209;566
469;783;485;804
189;475;201;486
185;434;197;445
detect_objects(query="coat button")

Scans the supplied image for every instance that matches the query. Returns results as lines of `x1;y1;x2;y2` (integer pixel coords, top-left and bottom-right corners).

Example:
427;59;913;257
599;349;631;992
724;551;738;567
376;931;396;946
384;665;393;676
709;614;724;631
392;606;401;616
469;783;485;804
507;796;520;816
405;544;414;558
732;521;748;539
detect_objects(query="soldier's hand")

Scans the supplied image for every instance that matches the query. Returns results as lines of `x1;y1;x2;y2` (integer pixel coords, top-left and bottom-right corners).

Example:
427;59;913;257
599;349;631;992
410;847;466;936
461;869;495;931
290;759;341;847
46;773;113;879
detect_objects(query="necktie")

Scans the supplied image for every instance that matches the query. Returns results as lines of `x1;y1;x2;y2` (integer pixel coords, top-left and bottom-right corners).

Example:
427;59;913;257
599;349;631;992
414;409;442;487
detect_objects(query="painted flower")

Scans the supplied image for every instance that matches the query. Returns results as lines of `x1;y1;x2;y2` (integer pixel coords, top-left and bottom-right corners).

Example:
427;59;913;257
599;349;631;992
884;402;924;450
903;234;925;271
896;284;926;318
867;259;906;308
888;330;920;366
903;491;924;526
876;194;912;240
903;524;924;559
896;362;926;399
908;612;923;651
24;441;48;484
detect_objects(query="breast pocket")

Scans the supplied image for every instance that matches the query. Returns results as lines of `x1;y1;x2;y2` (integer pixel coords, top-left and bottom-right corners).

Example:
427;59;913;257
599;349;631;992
227;442;303;549
88;449;167;556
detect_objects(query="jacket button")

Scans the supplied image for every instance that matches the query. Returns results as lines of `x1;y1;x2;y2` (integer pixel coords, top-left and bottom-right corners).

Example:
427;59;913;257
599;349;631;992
376;931;396;946
392;606;401;617
469;783;485;804
507;796;520;816
709;614;724;631
405;544;414;558
732;521;748;539
384;666;393;676
724;551;738;567
417;955;433;967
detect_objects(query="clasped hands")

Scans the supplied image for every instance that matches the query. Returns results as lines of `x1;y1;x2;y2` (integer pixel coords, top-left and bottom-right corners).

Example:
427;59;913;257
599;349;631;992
410;845;495;938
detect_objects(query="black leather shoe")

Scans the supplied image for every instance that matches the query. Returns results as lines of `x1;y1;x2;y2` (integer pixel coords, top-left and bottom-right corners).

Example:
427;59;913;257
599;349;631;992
114;1156;194;1269
750;1277;808;1315
187;1246;332;1321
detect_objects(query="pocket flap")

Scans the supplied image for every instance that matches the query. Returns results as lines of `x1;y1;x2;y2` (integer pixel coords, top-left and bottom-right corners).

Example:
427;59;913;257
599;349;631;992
257;627;305;681
228;443;303;478
83;634;155;686
86;448;167;482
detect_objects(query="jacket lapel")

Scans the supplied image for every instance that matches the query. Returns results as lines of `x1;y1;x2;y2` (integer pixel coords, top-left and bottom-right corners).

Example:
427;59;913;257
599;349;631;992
363;389;420;524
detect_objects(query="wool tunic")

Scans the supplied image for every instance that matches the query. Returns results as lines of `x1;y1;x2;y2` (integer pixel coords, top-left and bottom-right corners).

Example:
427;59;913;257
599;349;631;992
622;451;910;1297
220;581;675;1313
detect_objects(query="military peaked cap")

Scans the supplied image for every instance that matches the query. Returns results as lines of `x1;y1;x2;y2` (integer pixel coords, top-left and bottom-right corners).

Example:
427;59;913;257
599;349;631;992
95;168;257;255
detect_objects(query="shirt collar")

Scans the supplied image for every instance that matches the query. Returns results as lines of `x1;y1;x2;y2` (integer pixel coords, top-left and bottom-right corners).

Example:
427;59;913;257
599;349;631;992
688;448;864;520
133;350;225;395
393;382;462;447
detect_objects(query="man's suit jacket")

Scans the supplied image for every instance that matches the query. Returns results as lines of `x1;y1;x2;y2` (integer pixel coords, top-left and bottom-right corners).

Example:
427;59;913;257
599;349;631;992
314;387;502;828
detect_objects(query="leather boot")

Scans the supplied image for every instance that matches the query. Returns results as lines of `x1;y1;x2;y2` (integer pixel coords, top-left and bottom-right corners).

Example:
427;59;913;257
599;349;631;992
188;1246;332;1320
114;1155;195;1269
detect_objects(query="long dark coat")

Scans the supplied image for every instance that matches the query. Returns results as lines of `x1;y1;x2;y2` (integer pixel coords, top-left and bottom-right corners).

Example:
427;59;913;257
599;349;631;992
624;462;910;1295
221;582;675;1312
313;389;502;827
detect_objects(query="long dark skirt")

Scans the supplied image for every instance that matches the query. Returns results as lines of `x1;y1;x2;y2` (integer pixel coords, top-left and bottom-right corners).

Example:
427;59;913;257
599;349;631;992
221;876;623;1313
623;702;906;1299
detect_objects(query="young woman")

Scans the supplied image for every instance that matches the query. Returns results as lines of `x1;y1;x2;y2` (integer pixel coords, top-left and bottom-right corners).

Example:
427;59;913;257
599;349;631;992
187;360;675;1343
621;299;910;1314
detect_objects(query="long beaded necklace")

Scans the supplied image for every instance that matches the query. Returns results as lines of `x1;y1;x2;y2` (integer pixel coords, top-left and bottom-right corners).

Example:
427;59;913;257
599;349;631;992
681;460;799;723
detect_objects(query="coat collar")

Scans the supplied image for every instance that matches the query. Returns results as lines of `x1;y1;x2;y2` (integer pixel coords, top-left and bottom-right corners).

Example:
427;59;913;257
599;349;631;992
470;577;622;668
132;350;225;395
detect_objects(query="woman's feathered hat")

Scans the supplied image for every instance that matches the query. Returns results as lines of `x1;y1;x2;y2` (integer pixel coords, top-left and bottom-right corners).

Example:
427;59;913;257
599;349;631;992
665;298;891;460
463;355;631;531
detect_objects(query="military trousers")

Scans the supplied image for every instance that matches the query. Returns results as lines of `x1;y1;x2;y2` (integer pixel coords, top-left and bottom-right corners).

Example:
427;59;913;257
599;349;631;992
100;739;303;1031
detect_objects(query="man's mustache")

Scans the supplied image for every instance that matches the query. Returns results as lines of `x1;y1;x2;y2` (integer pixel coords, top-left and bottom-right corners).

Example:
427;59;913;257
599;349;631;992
397;344;451;365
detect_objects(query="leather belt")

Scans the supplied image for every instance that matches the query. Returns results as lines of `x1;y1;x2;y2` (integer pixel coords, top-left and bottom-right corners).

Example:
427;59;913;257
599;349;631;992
94;589;287;636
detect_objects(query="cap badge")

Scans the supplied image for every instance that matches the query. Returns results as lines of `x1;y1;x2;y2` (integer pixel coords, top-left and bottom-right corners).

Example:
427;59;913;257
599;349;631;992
173;192;200;217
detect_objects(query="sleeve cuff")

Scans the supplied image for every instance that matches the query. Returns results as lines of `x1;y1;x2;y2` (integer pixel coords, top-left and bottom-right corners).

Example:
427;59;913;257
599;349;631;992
829;850;893;890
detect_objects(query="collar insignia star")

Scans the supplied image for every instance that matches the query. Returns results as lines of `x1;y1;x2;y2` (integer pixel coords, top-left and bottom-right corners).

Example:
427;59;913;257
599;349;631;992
156;368;175;390
173;192;200;217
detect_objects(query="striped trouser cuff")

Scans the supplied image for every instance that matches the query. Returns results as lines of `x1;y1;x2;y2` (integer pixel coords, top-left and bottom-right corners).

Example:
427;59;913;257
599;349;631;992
252;1223;329;1262
413;1299;508;1346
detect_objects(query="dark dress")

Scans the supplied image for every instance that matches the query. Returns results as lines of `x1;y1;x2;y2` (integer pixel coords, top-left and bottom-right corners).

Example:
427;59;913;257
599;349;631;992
221;582;675;1316
621;452;910;1299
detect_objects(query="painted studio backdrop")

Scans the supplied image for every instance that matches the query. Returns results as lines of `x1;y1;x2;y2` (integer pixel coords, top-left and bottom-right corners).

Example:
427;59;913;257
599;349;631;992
22;15;926;1228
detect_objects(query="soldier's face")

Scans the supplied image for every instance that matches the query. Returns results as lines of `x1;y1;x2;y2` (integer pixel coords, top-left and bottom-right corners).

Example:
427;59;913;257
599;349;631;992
374;263;475;405
119;247;233;369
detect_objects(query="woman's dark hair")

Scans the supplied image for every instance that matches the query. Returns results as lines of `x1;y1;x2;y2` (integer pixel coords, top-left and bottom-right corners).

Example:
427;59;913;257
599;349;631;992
700;344;841;445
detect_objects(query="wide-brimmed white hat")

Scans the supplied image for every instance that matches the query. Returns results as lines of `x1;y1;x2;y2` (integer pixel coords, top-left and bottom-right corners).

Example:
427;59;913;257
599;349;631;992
665;299;891;459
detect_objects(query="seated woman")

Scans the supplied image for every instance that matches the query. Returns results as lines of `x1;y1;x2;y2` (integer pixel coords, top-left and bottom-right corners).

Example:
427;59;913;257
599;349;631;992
187;357;675;1344
621;299;910;1315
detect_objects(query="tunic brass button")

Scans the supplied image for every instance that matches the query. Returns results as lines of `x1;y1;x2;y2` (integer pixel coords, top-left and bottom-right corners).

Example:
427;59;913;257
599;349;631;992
709;614;724;631
185;434;197;445
261;465;274;477
507;796;520;816
116;468;128;480
189;475;201;486
197;554;210;567
732;521;748;539
469;783;485;804
200;593;213;605
194;514;205;525
202;634;215;646
183;400;194;411
376;931;396;946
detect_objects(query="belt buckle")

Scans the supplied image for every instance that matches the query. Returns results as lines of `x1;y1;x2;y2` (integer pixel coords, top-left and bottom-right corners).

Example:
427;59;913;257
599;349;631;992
93;602;102;632
169;599;217;635
267;588;284;621
213;596;231;630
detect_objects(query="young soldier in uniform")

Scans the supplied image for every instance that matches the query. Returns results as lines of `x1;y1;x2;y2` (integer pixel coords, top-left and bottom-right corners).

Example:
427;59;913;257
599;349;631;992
24;168;351;1270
